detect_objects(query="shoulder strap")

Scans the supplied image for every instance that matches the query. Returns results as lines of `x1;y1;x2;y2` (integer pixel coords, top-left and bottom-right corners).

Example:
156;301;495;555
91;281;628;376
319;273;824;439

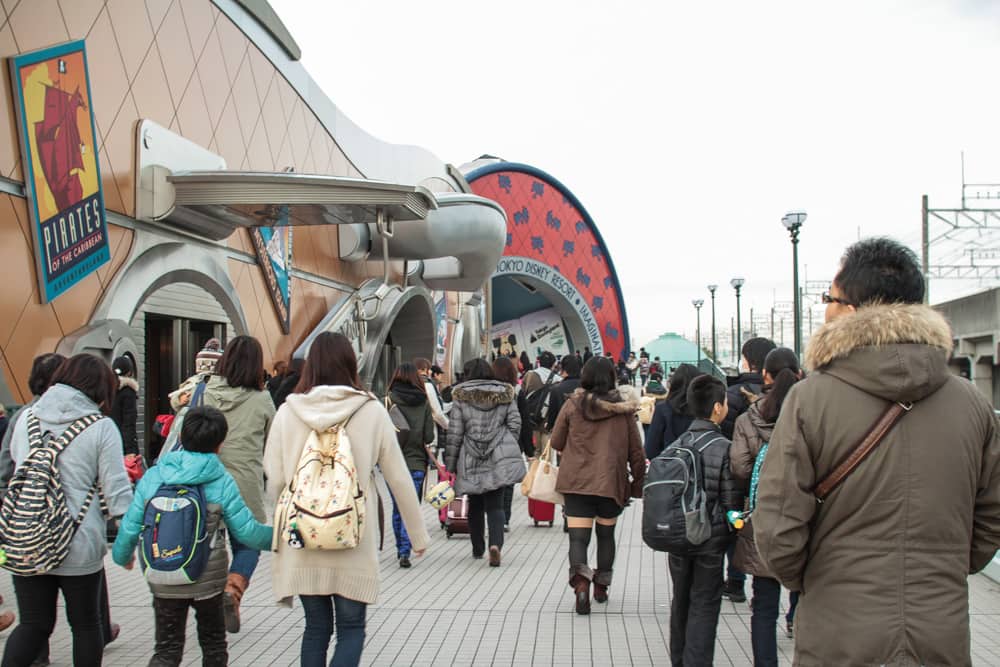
189;377;209;409
27;413;102;455
813;401;912;502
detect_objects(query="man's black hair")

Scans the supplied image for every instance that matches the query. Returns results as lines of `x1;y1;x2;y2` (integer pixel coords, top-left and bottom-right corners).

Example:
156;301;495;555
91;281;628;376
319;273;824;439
560;354;582;376
687;374;727;420
834;237;925;306
181;406;229;454
538;351;556;369
741;337;777;373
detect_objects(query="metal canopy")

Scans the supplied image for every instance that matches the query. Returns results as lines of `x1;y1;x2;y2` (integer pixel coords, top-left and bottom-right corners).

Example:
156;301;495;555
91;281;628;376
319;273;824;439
161;171;438;240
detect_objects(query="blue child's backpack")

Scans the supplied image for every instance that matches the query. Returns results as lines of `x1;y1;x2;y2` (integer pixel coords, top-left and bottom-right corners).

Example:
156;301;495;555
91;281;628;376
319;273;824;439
139;484;210;585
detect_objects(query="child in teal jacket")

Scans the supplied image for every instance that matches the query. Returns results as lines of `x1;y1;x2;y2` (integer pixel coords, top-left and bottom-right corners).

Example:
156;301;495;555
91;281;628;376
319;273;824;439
112;406;272;666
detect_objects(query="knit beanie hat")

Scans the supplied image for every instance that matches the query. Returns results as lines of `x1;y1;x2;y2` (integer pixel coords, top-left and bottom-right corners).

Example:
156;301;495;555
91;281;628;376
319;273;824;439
196;338;223;374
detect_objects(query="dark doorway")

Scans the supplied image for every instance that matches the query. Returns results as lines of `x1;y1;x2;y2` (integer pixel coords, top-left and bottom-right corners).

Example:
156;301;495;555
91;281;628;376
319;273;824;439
143;316;225;460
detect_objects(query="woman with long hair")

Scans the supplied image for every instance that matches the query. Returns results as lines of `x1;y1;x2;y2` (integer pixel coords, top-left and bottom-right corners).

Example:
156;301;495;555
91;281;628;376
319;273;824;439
264;332;428;666
2;354;133;667
446;358;525;565
518;351;532;376
387;362;435;568
549;356;645;614
109;355;139;460
273;357;306;408
730;347;803;666
644;363;700;459
492;355;522;529
200;335;276;633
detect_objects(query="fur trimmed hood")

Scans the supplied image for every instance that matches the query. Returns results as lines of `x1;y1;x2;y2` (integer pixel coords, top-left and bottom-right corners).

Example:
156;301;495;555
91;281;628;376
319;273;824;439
453;380;515;410
805;303;954;404
573;384;642;421
117;376;139;393
806;303;953;370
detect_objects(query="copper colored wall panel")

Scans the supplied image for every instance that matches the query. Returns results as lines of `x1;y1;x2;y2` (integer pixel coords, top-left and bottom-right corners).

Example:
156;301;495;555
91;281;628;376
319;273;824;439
0;0;415;392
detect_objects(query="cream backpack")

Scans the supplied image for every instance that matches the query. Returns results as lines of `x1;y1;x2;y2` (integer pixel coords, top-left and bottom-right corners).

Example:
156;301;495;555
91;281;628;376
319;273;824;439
275;411;367;551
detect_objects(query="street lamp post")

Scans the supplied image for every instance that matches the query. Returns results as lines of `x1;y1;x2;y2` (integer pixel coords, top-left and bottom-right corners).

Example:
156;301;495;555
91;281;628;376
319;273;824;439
782;210;807;357
692;299;704;367
731;277;745;353
707;285;718;363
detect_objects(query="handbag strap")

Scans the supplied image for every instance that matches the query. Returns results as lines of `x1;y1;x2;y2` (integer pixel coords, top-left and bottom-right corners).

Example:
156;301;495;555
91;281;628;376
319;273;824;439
813;401;912;502
424;445;446;473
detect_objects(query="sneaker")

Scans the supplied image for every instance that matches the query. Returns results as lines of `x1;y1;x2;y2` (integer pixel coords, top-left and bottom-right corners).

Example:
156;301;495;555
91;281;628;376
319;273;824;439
785;620;794;638
488;546;501;567
721;579;746;603
504;523;510;533
398;557;411;569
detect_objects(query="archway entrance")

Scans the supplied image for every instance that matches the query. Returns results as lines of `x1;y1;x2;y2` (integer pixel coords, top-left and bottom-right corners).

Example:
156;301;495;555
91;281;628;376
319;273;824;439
491;256;603;362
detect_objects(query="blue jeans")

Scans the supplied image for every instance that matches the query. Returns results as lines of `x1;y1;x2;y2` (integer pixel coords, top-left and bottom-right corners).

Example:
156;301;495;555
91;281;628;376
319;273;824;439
390;470;424;558
300;595;367;667
751;576;781;667
229;531;260;580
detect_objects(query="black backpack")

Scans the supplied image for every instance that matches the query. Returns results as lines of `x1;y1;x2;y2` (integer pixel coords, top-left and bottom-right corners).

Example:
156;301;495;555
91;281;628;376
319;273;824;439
524;370;557;431
642;431;725;554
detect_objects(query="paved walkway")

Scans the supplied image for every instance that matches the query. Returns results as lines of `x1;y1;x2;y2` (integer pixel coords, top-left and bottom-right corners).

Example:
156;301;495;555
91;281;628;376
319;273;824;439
4;483;1000;665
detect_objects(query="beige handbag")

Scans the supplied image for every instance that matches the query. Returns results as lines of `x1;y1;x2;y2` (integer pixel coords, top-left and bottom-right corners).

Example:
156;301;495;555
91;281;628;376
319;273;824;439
527;443;564;505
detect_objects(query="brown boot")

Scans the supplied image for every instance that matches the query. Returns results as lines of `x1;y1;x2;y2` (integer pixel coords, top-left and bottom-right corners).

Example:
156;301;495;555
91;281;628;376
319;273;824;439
224;573;249;633
0;611;13;632
571;575;591;615
593;570;612;603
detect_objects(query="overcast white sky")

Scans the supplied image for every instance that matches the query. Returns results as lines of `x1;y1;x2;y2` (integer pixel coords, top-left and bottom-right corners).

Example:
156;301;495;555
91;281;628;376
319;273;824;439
273;0;1000;350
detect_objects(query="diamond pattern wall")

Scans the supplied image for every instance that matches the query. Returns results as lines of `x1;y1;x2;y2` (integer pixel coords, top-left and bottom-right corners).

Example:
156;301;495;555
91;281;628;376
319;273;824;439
0;0;375;391
469;168;630;361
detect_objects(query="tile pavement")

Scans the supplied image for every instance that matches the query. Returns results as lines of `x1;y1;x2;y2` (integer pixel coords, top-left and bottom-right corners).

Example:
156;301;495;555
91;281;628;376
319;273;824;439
3;482;1000;665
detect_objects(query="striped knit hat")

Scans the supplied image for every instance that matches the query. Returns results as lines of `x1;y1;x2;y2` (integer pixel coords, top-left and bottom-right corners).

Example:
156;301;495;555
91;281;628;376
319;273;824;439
196;338;223;374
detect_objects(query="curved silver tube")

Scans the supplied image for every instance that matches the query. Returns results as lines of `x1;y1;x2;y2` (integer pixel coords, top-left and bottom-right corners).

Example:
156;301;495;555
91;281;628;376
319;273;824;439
343;193;507;292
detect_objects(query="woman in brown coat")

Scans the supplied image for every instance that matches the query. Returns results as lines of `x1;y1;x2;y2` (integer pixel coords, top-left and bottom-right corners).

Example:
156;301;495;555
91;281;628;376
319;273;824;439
730;347;801;667
550;356;645;615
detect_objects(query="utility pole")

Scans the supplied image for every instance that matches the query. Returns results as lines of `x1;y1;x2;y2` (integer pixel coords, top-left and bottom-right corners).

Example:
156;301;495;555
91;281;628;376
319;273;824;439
692;300;704;368
921;193;929;304
731;317;736;364
708;285;718;363
770;307;775;340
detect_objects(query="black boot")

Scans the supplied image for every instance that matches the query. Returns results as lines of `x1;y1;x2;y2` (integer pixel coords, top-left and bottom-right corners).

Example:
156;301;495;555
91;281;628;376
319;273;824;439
722;578;746;603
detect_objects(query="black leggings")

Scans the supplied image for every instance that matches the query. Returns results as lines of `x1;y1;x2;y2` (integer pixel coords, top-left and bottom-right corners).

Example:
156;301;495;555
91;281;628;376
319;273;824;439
2;571;105;667
468;488;506;555
568;523;617;576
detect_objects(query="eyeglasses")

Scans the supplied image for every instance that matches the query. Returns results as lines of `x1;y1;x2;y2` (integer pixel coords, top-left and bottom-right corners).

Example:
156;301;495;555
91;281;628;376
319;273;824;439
821;292;854;307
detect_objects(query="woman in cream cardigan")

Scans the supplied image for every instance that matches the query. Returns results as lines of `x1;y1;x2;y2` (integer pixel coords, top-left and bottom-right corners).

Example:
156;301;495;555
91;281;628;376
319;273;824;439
264;332;430;667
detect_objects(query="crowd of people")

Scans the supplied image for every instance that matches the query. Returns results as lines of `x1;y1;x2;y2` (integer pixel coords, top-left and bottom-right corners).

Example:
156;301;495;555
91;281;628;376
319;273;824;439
0;237;998;666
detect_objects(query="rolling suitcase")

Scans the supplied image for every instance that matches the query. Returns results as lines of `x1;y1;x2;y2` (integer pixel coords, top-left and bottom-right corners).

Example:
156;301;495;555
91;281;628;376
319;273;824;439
528;497;555;527
446;495;470;538
436;467;455;528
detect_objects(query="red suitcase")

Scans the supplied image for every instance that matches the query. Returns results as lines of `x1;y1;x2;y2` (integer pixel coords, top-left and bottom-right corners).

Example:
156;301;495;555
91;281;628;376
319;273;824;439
528;497;555;526
446;495;470;538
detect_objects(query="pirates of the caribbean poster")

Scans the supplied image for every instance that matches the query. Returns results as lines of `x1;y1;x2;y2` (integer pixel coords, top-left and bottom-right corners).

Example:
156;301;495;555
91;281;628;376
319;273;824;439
10;40;110;303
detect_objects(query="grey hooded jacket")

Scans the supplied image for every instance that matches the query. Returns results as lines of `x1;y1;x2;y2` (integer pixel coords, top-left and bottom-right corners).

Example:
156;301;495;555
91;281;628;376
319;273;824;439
445;380;526;496
8;384;133;576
